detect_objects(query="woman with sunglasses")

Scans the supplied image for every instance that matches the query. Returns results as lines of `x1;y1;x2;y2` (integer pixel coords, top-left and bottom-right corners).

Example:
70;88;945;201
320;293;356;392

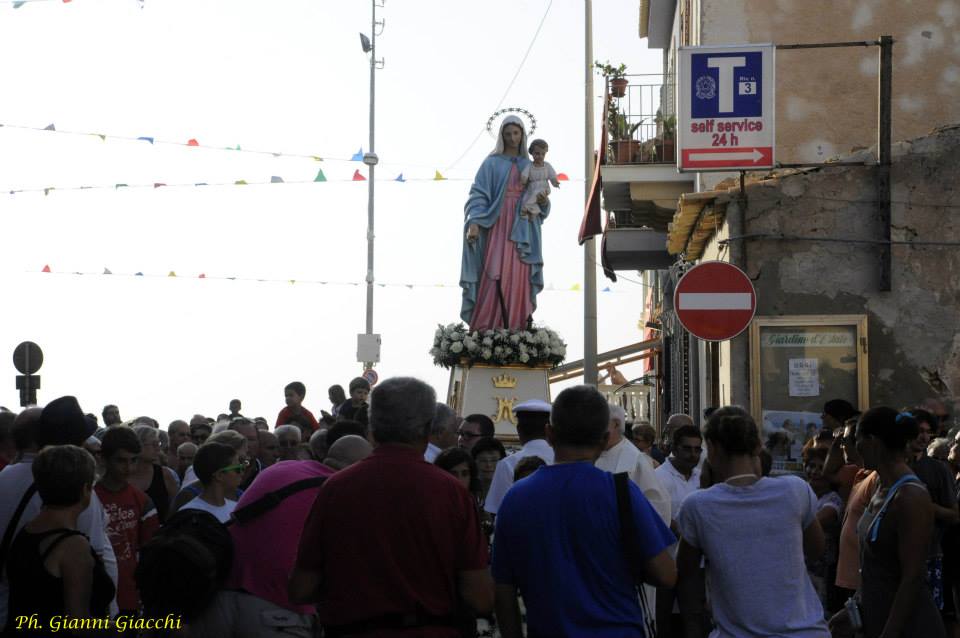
181;442;246;523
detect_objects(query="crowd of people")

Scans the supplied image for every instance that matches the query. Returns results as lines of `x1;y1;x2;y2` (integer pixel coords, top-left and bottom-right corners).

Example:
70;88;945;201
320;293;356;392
0;378;955;638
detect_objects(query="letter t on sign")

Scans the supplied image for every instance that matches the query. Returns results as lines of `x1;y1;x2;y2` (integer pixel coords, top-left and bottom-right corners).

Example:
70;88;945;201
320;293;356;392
707;56;746;112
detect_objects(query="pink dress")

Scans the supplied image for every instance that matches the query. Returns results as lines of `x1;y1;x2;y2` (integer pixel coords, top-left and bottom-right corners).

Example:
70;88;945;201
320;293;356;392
470;165;533;330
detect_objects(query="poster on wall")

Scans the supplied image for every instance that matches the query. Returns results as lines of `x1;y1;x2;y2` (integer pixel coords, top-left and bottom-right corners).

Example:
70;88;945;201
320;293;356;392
761;409;822;474
788;358;820;397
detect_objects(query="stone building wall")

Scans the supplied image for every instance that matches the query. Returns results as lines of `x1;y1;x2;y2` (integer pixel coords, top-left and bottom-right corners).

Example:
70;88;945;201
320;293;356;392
733;123;960;408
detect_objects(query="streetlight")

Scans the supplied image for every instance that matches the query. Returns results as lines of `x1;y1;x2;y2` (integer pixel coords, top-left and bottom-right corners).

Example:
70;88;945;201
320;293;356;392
356;1;385;371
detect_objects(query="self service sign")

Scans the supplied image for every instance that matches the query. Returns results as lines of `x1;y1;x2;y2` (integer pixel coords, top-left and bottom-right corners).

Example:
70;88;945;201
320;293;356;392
677;44;775;171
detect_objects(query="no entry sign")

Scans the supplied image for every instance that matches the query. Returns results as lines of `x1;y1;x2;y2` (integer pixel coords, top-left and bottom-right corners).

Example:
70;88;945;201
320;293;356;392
674;261;756;341
677;44;775;171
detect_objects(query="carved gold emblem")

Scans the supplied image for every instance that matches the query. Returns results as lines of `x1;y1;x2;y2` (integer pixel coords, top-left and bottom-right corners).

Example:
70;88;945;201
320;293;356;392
492;396;518;425
491;373;518;389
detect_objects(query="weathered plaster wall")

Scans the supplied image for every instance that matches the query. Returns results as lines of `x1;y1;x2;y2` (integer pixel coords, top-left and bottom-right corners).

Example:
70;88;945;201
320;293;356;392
700;0;960;164
736;124;960;409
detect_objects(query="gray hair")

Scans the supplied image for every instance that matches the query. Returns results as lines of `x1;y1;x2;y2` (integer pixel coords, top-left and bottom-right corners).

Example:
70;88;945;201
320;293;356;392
431;403;458;436
309;428;328;459
206;429;246;452
176;441;197;455
275;424;302;442
608;404;626;431
929;437;951;457
370;377;436;445
324;434;373;470
133;424;159;446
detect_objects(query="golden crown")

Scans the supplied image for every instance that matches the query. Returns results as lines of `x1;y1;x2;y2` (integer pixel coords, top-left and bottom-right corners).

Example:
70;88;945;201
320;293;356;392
491;373;518;389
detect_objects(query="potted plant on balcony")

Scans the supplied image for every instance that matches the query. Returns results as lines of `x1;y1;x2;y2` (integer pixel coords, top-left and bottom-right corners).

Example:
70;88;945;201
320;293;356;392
609;104;642;164
594;60;629;98
655;111;676;162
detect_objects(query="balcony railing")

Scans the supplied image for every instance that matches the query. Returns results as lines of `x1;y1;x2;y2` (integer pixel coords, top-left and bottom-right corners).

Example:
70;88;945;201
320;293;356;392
604;74;675;165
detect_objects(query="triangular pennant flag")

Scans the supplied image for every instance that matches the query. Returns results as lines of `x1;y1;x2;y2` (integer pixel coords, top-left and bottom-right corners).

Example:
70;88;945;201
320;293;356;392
194;182;208;186
96;134;106;141
313;169;327;182
198;273;206;279
289;280;296;284
395;173;405;182
43;187;54;196
115;184;128;189
137;136;154;144
233;145;241;151
234;180;247;185
168;271;176;277
311;156;323;162
153;183;166;188
351;148;364;161
43;123;55;131
12;1;26;8
187;139;199;146
434;170;447;181
557;173;569;181
271;153;282;158
103;268;112;275
602;286;611;292
352;170;366;181
270;176;284;183
135;272;143;276
41;265;51;273
570;283;582;291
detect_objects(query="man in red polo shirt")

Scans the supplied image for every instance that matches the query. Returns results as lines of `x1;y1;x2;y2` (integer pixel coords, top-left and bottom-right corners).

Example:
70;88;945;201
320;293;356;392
289;376;493;637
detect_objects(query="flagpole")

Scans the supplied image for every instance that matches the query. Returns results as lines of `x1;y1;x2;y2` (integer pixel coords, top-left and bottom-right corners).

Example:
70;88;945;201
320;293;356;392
583;0;598;387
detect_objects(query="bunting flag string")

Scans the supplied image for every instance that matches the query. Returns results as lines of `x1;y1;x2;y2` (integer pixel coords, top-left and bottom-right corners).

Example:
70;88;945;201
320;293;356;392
3;173;495;196
0;122;575;183
4;172;574;196
29;266;617;293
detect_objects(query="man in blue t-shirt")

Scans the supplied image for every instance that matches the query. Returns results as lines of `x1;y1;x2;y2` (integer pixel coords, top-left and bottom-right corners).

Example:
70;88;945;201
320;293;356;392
491;385;677;638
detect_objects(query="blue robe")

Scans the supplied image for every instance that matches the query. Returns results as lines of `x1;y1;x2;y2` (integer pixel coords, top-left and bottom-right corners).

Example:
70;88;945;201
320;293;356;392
460;154;550;326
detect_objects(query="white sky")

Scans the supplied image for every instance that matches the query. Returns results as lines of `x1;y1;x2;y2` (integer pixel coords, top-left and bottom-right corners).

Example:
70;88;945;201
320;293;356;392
0;0;663;425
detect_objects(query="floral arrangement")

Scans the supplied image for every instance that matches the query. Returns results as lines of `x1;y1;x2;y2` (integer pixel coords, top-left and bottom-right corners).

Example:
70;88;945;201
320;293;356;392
430;322;567;369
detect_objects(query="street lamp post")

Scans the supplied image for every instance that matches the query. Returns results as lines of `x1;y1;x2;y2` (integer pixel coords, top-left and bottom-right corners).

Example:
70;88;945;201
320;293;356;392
357;1;385;370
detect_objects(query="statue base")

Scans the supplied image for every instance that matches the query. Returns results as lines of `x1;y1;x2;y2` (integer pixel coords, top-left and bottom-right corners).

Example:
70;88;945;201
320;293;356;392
447;362;552;443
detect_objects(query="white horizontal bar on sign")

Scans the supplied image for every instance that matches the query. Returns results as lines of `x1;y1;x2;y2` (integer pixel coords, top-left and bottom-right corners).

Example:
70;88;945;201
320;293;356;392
678;292;752;310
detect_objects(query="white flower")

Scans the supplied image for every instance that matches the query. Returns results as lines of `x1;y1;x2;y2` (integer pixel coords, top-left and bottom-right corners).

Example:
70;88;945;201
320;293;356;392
543;347;551;356
502;346;513;357
450;332;462;341
520;353;530;363
509;334;520;344
482;337;493;347
481;349;492;360
435;328;444;339
494;346;503;355
555;345;567;356
464;338;477;351
450;342;464;353
484;330;495;337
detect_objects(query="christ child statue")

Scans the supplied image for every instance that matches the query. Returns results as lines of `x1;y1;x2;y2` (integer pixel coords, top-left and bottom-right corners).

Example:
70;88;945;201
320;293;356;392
519;138;560;219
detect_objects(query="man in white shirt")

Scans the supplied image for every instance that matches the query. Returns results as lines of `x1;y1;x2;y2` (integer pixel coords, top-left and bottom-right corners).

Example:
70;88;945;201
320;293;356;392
595;405;671;526
483;399;554;516
425;403;459;463
655;424;703;531
653;422;703;637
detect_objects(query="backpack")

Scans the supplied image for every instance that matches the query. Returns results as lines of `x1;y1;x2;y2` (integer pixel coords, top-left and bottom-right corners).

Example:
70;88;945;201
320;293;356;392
135;509;233;621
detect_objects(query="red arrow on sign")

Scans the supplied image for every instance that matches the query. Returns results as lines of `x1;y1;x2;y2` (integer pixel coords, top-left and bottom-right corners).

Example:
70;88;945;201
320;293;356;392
681;147;773;169
674;261;757;341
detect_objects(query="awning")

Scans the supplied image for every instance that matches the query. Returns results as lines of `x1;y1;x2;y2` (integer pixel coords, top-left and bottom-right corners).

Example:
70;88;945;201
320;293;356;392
666;190;730;260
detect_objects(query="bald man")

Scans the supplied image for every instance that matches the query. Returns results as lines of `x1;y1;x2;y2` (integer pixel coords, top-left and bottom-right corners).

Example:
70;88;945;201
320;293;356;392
323;435;373;471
